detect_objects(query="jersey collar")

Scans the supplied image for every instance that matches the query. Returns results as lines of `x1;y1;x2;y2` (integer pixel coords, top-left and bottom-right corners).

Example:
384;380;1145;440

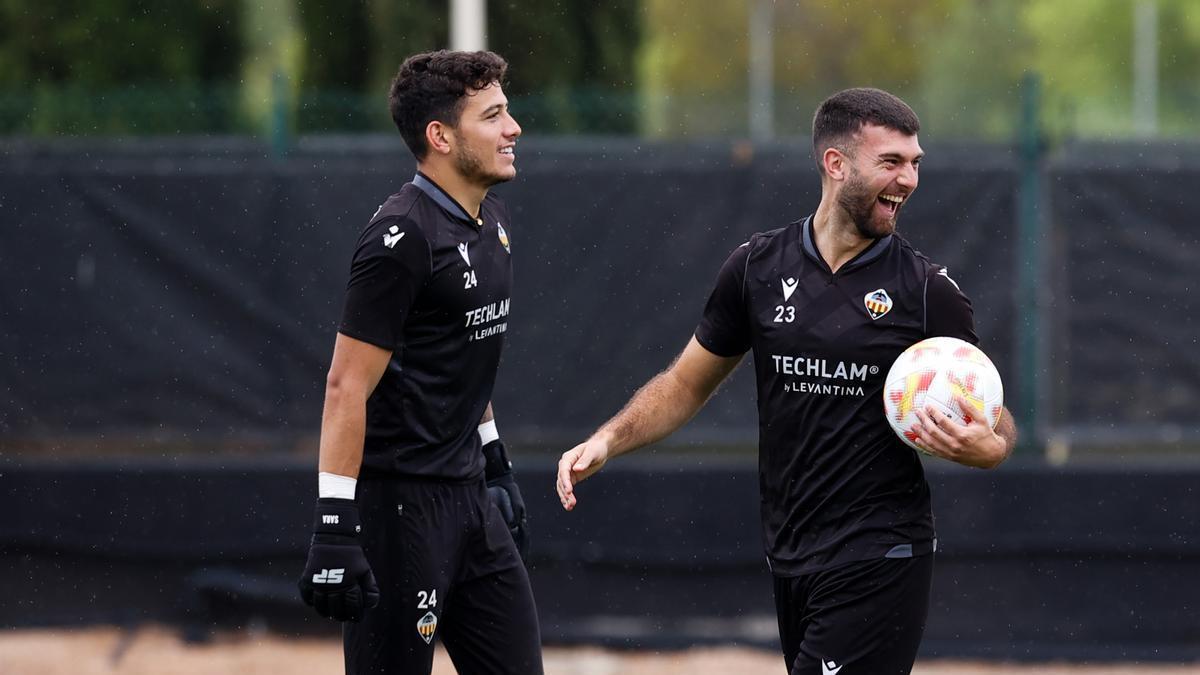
413;172;482;226
800;214;893;273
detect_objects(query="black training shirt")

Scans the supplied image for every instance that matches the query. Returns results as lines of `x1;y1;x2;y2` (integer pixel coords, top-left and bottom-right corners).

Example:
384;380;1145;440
695;216;976;576
340;173;513;481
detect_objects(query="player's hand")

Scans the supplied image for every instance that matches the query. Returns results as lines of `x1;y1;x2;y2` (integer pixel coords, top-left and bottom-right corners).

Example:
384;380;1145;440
556;437;610;511
913;395;1006;469
297;498;380;622
483;439;530;561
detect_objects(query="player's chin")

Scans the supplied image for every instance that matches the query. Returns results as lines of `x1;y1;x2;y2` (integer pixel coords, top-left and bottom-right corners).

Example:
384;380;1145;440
495;161;518;179
865;215;897;238
482;168;517;187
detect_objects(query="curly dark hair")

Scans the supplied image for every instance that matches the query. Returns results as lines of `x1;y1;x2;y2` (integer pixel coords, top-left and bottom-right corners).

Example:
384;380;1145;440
389;50;509;161
812;88;920;174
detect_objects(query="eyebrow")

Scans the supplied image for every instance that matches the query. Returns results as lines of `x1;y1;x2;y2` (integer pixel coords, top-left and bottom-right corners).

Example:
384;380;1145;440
479;102;507;117
878;151;924;162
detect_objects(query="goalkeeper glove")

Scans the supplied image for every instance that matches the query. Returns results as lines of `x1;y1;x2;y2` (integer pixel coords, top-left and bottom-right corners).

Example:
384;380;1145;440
297;498;380;622
484;439;530;561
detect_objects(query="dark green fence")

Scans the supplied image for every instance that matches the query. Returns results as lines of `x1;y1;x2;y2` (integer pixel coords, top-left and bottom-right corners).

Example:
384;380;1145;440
0;84;640;137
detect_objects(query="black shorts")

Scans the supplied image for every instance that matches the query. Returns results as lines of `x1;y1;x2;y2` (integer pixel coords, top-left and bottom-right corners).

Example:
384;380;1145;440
773;554;934;675
345;475;543;675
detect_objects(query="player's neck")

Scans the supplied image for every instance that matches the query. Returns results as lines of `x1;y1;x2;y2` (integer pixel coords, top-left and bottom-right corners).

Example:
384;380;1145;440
418;163;487;220
812;199;873;274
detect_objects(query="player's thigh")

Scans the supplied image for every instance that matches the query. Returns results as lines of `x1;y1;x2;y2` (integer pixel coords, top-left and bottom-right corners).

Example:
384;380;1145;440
440;509;543;675
344;478;456;675
788;554;934;675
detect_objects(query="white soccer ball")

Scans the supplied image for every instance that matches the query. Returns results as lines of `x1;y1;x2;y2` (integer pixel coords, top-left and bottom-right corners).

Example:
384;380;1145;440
882;336;1004;453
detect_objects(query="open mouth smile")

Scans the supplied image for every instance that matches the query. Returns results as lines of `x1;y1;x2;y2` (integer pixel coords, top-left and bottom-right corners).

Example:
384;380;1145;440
878;193;904;215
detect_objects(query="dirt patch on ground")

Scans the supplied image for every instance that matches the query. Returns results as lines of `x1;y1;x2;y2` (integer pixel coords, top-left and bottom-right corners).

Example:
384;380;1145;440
0;626;1196;675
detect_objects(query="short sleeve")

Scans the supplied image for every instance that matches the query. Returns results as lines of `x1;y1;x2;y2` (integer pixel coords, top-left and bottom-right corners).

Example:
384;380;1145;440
695;242;753;357
339;217;432;350
924;266;978;344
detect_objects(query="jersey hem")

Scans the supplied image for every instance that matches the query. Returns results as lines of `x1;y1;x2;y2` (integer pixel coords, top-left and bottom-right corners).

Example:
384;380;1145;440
358;466;484;485
766;538;937;578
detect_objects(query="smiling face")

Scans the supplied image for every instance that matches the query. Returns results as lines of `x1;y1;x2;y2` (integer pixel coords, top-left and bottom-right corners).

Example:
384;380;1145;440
448;82;522;188
832;124;923;238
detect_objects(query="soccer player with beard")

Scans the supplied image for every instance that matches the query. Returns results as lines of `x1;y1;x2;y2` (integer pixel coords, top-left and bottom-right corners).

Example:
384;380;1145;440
557;88;1018;675
297;51;543;675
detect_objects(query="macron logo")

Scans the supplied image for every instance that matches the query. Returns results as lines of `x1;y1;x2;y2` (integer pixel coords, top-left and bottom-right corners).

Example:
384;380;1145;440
457;242;471;266
383;225;405;249
822;660;843;675
781;277;798;302
322;515;339;525
312;568;344;584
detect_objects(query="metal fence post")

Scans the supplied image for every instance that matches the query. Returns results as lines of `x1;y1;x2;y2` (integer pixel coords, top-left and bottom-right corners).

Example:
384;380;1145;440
269;69;290;158
1016;72;1045;454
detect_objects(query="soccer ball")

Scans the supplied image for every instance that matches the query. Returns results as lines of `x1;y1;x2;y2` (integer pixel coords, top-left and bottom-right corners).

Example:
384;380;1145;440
882;336;1004;453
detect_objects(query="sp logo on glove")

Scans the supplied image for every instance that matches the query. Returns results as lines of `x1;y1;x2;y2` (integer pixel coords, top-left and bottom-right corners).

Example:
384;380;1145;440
298;498;380;622
311;568;345;584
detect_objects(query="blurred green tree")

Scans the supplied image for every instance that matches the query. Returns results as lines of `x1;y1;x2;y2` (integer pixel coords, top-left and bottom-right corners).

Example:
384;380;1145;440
241;0;303;140
290;0;641;134
638;0;746;136
0;0;243;133
639;0;1200;140
1023;0;1200;137
640;0;957;138
916;0;1031;139
296;0;372;92
290;0;444;132
491;0;641;133
0;0;240;86
292;0;376;132
7;0;1199;138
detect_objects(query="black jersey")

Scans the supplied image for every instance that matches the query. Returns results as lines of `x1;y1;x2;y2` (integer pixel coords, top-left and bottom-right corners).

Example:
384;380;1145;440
695;215;976;576
339;173;513;481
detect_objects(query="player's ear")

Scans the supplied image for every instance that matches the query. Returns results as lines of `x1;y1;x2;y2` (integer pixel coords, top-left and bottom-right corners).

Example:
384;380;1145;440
823;147;848;181
426;120;453;156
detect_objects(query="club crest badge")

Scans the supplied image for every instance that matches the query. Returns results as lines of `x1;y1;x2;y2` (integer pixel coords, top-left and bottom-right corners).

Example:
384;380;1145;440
497;222;511;253
417;611;438;644
863;288;893;320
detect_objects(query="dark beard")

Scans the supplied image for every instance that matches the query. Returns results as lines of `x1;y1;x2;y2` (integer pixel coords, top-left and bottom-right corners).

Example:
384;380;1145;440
836;169;896;239
454;143;509;189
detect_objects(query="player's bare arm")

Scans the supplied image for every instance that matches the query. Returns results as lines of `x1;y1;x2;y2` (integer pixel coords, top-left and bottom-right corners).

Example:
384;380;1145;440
480;402;494;424
913;399;1017;469
556;336;742;510
317;333;393;478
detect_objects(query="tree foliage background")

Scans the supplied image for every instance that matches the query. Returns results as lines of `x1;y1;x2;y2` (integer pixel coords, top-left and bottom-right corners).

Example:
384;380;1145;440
0;0;1198;138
